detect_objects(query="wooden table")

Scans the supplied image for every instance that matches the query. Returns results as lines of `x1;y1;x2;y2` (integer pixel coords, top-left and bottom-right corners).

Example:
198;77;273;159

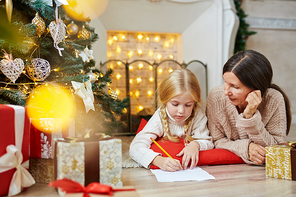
15;164;296;197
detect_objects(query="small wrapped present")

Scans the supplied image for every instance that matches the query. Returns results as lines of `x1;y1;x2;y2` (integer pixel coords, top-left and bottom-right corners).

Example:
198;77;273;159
54;136;122;188
266;143;296;180
30;118;75;159
0;104;35;196
29;158;54;183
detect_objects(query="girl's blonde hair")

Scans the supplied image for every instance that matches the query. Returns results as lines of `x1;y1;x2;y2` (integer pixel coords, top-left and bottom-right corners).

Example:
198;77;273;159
157;69;202;143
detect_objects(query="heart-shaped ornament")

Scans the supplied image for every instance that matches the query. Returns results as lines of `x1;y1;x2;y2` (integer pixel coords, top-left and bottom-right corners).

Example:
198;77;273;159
49;19;66;45
0;58;24;83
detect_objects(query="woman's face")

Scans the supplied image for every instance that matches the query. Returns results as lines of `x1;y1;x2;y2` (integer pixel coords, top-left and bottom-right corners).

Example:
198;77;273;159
223;72;253;111
166;91;195;122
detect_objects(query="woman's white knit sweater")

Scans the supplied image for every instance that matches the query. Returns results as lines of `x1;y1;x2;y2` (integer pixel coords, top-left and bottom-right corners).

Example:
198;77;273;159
129;106;214;168
206;85;287;164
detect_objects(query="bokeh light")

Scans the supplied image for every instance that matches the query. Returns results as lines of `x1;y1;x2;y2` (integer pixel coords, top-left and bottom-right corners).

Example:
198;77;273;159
27;84;76;133
63;0;109;22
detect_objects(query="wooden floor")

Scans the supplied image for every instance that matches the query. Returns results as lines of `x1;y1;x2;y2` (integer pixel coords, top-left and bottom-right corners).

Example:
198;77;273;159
16;163;296;197
15;124;296;197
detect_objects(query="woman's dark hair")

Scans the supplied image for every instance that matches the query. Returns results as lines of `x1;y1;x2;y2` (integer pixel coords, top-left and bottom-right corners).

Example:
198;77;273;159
223;49;291;134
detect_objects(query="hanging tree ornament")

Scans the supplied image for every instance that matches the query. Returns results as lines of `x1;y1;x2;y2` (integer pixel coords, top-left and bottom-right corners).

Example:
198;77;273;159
5;0;13;23
86;70;97;83
0;51;24;83
32;12;46;37
77;25;91;40
79;47;93;62
66;21;79;36
48;6;66;56
27;58;51;81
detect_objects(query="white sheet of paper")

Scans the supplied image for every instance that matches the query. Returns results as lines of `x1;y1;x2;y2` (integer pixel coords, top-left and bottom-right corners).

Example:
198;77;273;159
150;167;215;182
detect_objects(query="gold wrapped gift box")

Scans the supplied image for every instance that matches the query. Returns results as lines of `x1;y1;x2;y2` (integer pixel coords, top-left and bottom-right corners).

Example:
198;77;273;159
54;138;123;187
266;144;296;180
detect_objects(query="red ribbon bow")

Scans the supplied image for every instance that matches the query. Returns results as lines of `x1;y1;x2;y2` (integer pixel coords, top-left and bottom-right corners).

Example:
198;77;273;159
48;179;135;197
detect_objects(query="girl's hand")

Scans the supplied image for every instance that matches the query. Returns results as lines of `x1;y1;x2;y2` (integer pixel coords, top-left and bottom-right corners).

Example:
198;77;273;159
248;143;266;165
244;90;262;119
176;141;200;170
151;156;181;172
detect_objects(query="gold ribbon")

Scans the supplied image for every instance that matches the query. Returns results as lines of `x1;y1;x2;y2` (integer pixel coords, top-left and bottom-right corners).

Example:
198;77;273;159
64;130;110;143
71;80;95;113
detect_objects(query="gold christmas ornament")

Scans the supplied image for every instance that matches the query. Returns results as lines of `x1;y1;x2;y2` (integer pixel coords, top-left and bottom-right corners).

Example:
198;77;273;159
5;0;13;23
0;53;24;83
67;21;79;35
77;26;90;40
108;87;118;100
32;12;46;37
27;58;51;81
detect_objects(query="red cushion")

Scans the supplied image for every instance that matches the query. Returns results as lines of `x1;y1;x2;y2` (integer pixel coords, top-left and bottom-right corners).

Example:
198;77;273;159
149;138;245;169
135;118;245;169
136;118;148;134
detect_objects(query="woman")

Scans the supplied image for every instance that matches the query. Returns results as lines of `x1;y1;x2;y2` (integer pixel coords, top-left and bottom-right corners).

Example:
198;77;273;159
206;50;291;165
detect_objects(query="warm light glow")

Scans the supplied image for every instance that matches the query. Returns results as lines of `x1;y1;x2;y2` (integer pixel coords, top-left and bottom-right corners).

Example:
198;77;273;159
164;41;170;48
135;90;140;98
154;36;160;42
108;63;114;69
157;54;162;60
116;46;121;53
138;63;144;69
121;35;126;40
149;65;153;71
170;38;175;43
136;77;142;83
169;54;174;59
117;61;122;66
108;39;113;45
158;68;163;74
168;68;174;73
130;91;133;96
129;65;133;70
149;77;154;82
146;37;149;41
116;73;121;80
113;36;118;41
148;50;153;57
138;34;143;40
130;79;133;84
107;51;112;58
127;50;133;58
137;49;143;55
53;68;59;72
138;105;143;111
115;89;120;95
123;108;127;113
27;84;76;133
147;90;153;96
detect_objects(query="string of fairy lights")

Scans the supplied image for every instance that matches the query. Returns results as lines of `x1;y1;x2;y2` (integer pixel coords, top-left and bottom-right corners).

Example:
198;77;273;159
106;32;180;115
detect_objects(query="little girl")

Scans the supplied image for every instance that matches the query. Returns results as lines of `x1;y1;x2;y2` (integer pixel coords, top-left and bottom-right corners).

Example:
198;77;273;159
129;69;213;172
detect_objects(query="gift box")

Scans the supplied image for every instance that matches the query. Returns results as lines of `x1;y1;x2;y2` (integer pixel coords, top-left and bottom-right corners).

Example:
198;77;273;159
29;158;54;183
30;118;75;159
54;137;122;188
266;144;296;180
0;104;35;196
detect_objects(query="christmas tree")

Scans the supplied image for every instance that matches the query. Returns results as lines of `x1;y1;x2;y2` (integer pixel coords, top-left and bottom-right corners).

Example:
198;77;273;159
233;0;257;53
0;0;128;135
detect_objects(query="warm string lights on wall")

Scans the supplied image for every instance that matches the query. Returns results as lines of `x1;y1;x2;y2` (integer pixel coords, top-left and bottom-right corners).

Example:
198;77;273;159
107;31;180;114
